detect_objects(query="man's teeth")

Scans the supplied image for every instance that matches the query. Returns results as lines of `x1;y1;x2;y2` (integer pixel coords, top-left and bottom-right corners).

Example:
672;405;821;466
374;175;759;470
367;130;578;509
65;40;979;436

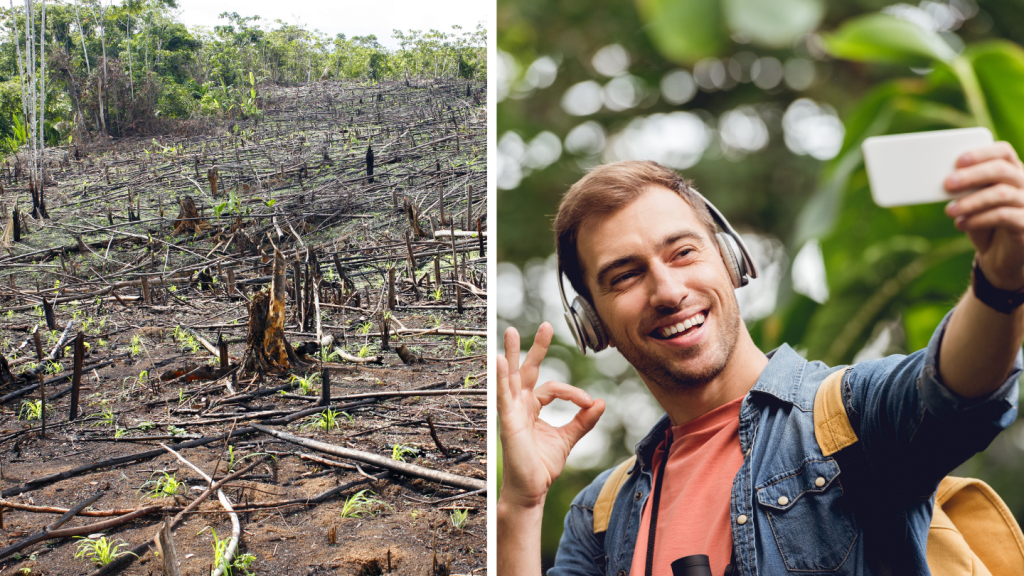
660;313;706;338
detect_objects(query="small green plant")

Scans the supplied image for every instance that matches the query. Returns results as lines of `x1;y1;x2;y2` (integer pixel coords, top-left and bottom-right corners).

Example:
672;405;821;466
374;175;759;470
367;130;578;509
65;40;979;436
45;360;64;374
431;286;444;301
115;427;127;438
18;399;43;421
167;424;188;436
318;347;340;362
74;536;136;566
450;508;470;530
357;344;372;358
138;421;156;431
339;489;383;518
290;372;320;395
95;406;115;426
357;321;373;335
210;528;232;576
141;472;185;498
128;334;143;357
303;408;342;432
233;552;257;576
456;336;480;356
463;374;476;389
172;326;200;354
391;444;416;462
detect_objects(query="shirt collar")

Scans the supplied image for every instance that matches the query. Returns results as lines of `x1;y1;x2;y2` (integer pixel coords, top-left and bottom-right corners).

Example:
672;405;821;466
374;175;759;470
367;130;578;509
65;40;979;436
631;343;806;470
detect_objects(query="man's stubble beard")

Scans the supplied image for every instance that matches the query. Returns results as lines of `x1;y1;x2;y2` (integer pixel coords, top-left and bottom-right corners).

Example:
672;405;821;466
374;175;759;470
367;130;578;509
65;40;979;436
610;295;743;393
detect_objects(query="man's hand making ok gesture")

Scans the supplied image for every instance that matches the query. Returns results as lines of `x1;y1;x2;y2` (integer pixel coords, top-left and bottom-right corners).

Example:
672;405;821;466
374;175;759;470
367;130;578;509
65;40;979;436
497;322;605;509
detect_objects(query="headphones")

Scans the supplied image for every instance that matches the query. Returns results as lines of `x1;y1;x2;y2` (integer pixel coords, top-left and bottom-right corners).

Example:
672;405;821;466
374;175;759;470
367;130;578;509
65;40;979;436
557;188;759;355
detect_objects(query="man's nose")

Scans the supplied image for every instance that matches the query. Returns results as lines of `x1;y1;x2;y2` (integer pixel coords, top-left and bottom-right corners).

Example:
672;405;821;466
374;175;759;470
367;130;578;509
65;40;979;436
647;260;687;311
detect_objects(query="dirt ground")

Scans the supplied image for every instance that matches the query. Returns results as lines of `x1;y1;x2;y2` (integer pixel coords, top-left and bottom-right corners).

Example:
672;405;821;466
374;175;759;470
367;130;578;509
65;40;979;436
0;78;487;575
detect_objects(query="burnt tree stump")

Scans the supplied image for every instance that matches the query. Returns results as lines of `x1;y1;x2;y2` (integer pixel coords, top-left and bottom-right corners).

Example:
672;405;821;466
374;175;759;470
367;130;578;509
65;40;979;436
243;249;303;375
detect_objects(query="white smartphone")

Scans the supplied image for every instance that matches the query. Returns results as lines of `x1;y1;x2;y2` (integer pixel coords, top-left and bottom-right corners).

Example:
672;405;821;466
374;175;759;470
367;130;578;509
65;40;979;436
861;127;993;207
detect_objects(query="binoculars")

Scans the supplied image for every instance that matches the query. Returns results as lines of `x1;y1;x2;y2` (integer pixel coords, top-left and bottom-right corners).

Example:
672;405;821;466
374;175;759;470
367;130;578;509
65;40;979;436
671;554;712;576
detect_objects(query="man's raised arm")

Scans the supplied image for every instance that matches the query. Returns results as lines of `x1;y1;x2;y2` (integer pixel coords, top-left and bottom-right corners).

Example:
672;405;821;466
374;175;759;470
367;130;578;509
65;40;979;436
939;142;1024;397
497;322;605;576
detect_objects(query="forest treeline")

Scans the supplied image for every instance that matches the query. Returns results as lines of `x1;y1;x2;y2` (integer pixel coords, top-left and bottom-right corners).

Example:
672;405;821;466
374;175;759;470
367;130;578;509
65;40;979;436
0;0;486;151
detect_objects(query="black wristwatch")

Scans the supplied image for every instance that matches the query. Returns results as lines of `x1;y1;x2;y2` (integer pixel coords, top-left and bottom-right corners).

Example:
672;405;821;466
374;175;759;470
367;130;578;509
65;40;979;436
972;259;1024;315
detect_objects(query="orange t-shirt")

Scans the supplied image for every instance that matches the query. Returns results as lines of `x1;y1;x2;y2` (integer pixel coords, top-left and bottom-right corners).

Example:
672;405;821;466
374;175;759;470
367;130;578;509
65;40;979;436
629;396;745;576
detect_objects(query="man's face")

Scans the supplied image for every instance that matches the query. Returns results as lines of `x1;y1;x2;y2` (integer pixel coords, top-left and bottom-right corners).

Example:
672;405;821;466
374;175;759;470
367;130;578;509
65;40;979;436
577;186;742;391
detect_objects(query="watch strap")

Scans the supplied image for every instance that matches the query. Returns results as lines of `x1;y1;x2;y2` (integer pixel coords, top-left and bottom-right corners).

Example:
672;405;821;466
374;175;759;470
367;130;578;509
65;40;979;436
972;260;1024;315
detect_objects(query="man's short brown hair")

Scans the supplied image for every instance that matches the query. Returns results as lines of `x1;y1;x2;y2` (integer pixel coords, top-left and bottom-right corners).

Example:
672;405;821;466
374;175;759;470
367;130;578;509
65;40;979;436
554;160;718;301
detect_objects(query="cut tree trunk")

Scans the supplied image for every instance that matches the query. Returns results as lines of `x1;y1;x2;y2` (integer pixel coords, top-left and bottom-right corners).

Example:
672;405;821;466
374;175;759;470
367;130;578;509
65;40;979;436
173;195;211;235
243;249;303;374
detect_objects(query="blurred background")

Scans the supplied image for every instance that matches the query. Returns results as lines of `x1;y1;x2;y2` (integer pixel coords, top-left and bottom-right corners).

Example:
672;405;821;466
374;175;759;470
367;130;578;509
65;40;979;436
495;0;1024;569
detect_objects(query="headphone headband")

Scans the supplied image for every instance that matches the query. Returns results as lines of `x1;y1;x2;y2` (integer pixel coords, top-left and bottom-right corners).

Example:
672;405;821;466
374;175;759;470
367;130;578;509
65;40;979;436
557;188;758;354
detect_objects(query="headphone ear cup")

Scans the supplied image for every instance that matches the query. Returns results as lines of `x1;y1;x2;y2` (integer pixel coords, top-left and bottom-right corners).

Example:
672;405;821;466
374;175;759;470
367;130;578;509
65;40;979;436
571;296;608;353
716;232;748;288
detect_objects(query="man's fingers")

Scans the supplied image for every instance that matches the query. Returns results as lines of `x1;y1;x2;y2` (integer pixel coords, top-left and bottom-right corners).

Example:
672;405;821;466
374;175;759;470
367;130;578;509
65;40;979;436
946;184;1024;218
559;399;606;447
955;206;1024;236
957;141;1022;169
503;326;523;386
534;381;594;409
518;322;553;392
946;158;1024;192
496;354;513;409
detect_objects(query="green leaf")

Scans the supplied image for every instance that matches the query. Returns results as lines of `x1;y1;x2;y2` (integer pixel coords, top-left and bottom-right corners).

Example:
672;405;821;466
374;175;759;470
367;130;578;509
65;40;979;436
967;40;1024;154
823;14;957;66
636;0;725;64
724;0;824;49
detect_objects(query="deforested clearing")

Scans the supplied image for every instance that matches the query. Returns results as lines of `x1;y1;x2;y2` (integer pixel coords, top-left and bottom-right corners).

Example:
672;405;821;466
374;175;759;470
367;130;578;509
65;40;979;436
0;77;487;576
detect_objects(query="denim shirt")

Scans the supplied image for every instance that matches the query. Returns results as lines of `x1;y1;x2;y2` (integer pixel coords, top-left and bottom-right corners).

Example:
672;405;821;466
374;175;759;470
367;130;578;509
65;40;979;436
550;312;1021;576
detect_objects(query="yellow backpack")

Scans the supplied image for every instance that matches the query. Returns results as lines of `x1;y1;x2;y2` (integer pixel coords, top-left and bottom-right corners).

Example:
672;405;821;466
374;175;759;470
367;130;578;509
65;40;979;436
815;367;1024;575
593;367;1024;575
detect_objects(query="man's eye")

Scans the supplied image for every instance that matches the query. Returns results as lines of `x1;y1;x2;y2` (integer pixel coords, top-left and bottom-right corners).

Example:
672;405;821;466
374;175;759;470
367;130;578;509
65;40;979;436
611;272;637;286
675;248;694;260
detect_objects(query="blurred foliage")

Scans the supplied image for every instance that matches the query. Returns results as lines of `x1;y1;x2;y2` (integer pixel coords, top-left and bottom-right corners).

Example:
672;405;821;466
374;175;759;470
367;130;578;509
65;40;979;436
497;0;1024;569
0;1;485;150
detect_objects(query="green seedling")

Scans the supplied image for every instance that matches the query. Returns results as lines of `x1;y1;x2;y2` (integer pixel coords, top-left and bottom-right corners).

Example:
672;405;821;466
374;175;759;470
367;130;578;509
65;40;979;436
289;372;320;395
167;424;188;436
141;472;185;498
357;344;372;358
18;399;43;421
74;536;137;566
339;489;383;518
464;374;476;389
128;334;143;357
391;443;417;462
357;321;373;335
303;408;342;432
172;326;201;354
318;347;341;362
456;336;480;356
210;527;232;576
431;287;444;301
450;508;470;530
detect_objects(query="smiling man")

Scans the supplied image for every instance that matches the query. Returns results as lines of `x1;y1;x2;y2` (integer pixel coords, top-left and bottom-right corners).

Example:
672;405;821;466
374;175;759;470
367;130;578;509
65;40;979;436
497;151;1024;576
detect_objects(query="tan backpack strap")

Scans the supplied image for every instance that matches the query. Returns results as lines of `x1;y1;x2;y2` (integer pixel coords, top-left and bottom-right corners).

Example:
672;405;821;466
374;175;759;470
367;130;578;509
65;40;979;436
928;476;1024;576
814;366;858;456
593;455;637;534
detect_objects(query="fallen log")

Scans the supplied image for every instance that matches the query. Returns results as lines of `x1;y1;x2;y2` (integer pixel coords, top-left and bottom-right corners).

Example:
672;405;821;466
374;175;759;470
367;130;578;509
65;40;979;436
250;423;485;492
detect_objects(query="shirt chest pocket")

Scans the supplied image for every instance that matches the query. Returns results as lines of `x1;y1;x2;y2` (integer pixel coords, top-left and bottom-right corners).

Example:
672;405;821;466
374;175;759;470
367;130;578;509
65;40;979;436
756;459;857;572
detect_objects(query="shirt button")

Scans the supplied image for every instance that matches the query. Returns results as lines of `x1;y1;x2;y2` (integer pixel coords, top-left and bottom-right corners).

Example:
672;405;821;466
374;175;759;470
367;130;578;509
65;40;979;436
815;477;826;487
635;491;642;501
618;571;627;576
737;514;748;525
777;496;790;506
